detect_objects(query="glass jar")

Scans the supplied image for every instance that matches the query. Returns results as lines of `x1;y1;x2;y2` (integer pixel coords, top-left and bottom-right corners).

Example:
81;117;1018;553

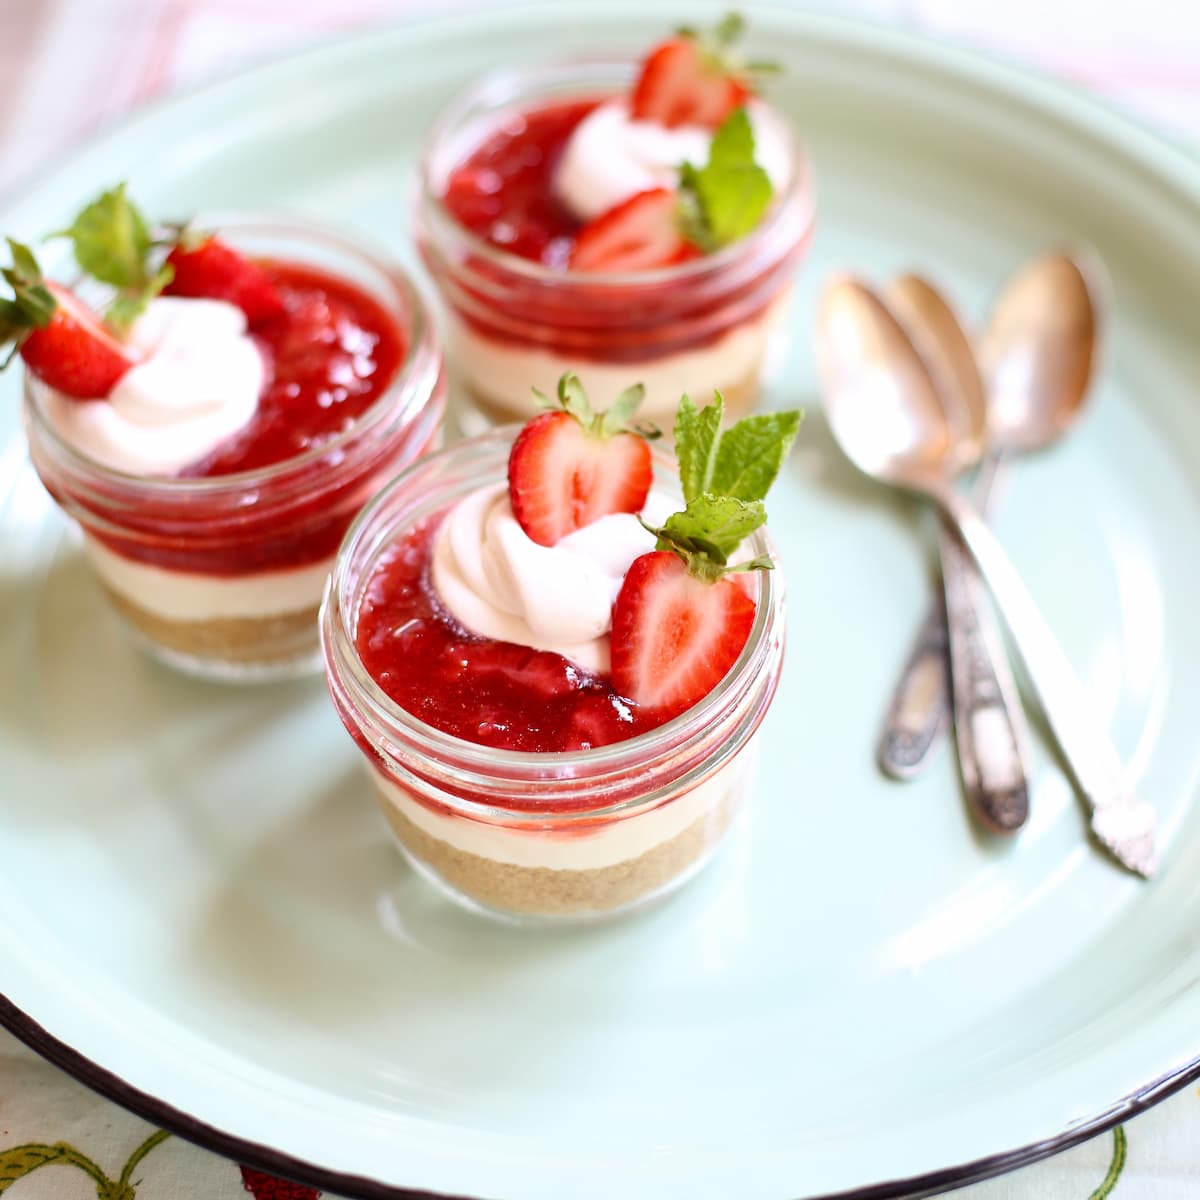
321;431;786;924
23;217;446;682
415;61;814;432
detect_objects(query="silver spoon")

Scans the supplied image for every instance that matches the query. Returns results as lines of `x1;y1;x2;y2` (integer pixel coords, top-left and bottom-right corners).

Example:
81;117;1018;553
878;254;1102;782
817;275;1155;878
881;275;1031;832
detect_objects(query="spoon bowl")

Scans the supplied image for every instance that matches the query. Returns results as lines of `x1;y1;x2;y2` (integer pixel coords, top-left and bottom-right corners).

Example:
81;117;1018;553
817;267;1156;877
817;277;976;488
979;251;1103;454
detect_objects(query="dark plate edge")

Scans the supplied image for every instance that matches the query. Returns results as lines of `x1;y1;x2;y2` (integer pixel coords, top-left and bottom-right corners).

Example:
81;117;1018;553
3;991;1199;1200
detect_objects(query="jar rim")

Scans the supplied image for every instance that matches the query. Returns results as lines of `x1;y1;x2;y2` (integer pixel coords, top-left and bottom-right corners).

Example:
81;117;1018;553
23;212;442;498
417;57;815;290
320;426;786;820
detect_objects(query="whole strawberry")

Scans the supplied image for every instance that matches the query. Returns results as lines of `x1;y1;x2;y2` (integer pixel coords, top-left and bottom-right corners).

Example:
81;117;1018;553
165;235;285;326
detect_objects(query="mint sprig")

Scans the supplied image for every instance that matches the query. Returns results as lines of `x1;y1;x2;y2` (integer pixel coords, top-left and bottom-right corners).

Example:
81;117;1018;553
679;108;774;252
648;390;802;581
49;183;173;331
675;391;801;502
532;372;660;440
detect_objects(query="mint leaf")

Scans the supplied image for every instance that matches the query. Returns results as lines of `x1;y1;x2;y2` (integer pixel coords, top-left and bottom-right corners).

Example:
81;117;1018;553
674;392;724;501
709;408;802;501
52;183;153;289
106;263;172;331
657;494;766;564
679;108;773;252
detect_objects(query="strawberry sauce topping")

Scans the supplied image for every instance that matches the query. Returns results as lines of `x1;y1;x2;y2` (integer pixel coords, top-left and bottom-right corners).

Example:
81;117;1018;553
181;260;404;477
356;518;669;753
441;99;598;266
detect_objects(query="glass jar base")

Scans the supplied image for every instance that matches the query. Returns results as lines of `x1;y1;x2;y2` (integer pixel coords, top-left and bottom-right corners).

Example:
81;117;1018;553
108;590;324;683
386;821;735;927
374;776;744;926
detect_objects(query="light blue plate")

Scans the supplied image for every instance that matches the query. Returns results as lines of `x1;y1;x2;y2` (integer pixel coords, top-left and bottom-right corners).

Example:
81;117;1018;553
1;5;1199;1198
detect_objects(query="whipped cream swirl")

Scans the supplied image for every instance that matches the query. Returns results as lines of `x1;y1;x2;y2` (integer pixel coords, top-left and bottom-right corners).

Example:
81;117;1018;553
431;483;667;675
554;99;793;223
42;297;264;475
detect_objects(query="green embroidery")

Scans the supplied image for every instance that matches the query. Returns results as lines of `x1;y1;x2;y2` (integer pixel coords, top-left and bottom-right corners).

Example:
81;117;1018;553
1089;1125;1127;1200
0;1130;170;1198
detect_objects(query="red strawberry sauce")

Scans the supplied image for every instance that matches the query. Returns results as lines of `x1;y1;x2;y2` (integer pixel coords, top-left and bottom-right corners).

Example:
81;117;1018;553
442;99;598;268
356;516;673;753
61;259;427;576
183;260;405;476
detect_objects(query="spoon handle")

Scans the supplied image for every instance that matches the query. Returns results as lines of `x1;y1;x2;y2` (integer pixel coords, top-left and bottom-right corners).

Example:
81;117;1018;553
877;454;1005;778
936;489;1157;877
939;520;1030;831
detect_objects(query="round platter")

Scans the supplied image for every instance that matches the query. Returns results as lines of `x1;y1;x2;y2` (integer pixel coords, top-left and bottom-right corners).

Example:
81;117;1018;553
2;5;1199;1198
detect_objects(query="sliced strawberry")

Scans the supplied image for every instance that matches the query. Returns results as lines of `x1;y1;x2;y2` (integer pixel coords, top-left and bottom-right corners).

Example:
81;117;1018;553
508;410;652;546
164;236;285;326
19;283;138;399
611;550;756;713
631;37;750;129
570;188;695;274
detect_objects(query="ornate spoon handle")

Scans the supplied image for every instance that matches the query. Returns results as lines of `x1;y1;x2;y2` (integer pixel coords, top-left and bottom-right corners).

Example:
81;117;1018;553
877;455;1006;777
939;520;1030;831
937;487;1156;877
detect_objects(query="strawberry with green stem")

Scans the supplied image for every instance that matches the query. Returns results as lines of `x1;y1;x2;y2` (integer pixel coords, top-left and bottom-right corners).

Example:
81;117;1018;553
631;12;779;130
611;391;801;714
508;372;659;546
571;106;775;271
0;182;284;399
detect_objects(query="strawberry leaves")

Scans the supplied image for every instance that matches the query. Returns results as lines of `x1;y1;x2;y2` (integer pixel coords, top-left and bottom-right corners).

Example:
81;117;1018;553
679;108;774;253
532;371;658;440
0;239;56;363
50;183;173;330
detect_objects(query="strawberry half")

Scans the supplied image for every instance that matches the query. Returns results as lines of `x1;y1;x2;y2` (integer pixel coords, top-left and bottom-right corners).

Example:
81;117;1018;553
571;188;695;273
508;409;652;546
165;236;285;326
19;283;138;398
611;550;756;713
631;36;751;129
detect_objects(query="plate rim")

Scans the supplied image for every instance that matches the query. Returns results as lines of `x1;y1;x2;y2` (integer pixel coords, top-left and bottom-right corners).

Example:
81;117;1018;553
4;993;1196;1200
1;4;1198;1198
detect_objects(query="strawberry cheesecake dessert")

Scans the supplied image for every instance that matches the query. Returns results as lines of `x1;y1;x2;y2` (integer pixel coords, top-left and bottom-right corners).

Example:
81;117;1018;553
10;185;445;678
417;15;813;429
322;373;799;921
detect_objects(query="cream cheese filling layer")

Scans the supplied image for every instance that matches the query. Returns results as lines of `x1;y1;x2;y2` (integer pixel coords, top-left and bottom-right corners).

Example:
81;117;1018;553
450;289;791;420
84;535;332;621
371;741;755;871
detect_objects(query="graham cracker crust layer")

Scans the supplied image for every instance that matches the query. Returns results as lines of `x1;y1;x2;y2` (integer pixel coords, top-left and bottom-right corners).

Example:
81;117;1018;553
378;788;739;918
101;583;320;668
